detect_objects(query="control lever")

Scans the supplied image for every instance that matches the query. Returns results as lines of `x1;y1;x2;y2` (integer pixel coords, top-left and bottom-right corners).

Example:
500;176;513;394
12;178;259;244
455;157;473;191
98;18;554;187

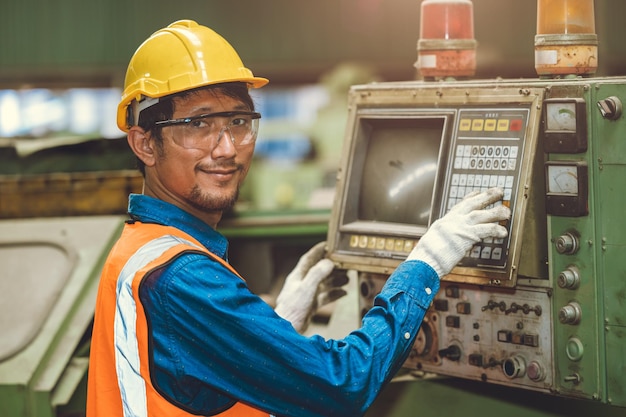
505;302;542;316
505;302;520;315
482;358;502;369
481;300;506;312
438;345;461;361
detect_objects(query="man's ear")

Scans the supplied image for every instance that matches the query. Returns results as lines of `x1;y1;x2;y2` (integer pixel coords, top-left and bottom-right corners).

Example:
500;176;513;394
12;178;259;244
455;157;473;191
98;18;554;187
127;127;156;167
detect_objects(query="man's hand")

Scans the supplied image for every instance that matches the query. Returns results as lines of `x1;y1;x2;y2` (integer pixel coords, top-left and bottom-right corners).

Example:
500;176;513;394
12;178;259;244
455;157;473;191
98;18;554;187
408;187;511;277
274;242;348;333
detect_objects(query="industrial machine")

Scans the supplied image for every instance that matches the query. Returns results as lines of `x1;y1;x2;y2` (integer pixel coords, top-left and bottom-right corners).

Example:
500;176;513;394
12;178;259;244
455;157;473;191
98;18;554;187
0;215;127;417
0;163;142;417
327;0;626;410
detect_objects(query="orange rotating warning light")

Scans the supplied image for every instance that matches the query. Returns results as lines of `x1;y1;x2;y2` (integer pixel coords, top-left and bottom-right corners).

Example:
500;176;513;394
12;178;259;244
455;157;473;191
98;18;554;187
535;0;598;77
416;0;477;80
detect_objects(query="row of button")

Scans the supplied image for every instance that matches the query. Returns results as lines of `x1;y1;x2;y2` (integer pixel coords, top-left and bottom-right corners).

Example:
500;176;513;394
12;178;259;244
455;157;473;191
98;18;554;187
452;173;514;189
448;175;513;207
348;234;416;253
444;319;539;347
458;118;523;132
454;145;519;172
468;245;503;261
456;144;519;158
447;187;511;211
454;157;518;171
497;330;539;347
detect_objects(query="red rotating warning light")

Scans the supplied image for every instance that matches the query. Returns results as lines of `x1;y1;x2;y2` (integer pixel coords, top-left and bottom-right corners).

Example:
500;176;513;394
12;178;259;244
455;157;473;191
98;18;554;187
416;0;477;80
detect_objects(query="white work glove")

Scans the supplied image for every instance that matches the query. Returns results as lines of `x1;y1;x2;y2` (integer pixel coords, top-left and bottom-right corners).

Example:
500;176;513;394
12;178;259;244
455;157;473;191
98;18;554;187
274;242;348;333
408;187;511;277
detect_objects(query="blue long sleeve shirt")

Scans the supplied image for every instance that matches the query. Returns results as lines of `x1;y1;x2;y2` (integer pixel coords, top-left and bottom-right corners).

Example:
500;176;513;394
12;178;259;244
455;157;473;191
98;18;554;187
129;194;439;417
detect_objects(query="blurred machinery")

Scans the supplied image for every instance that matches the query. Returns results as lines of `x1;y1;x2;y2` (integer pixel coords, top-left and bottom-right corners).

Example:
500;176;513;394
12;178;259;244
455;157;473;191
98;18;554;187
0;138;141;417
327;0;626;413
0;216;125;417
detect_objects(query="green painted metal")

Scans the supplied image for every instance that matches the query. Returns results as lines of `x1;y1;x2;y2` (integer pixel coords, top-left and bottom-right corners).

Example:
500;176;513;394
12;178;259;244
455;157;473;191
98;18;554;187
546;80;626;407
365;377;626;417
0;216;125;417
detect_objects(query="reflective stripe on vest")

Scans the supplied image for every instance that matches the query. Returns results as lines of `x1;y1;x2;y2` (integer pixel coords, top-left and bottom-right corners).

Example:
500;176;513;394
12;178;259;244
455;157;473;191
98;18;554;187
116;235;198;417
106;229;270;417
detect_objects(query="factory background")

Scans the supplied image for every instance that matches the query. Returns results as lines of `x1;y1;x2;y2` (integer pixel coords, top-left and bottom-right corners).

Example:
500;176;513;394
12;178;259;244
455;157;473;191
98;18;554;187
2;0;626;87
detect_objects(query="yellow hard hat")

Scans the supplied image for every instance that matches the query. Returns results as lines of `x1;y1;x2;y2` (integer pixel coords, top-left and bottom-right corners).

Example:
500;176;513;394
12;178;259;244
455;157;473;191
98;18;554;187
117;19;269;132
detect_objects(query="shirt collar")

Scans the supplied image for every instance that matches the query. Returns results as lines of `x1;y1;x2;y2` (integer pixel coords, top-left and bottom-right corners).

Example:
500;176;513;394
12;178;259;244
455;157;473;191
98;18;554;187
127;194;229;259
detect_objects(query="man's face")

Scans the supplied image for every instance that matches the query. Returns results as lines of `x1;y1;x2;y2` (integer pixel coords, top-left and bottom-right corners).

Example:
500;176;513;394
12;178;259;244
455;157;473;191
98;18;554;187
143;89;255;222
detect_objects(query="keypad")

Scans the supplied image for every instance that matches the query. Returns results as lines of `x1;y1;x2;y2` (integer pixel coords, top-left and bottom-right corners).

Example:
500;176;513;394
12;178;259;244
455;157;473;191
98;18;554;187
446;144;517;266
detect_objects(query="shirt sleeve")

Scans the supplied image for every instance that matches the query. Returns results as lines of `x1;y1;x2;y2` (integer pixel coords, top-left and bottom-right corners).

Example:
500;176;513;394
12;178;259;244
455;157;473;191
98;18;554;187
139;254;439;417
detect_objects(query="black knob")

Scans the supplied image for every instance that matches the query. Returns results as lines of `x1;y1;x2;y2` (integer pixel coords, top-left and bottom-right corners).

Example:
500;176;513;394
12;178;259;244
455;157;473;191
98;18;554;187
438;345;462;361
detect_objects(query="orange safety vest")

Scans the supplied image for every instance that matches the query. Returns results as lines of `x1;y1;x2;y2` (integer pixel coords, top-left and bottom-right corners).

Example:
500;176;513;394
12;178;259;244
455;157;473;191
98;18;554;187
87;221;271;417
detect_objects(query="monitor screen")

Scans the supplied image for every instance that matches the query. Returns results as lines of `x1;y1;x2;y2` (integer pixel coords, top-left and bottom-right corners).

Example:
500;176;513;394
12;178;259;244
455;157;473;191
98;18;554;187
328;111;451;269
357;117;444;228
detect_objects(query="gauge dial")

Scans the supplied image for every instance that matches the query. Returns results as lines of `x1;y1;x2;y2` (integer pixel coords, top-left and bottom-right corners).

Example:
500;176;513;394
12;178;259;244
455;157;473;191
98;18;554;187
547;164;578;195
546;101;577;132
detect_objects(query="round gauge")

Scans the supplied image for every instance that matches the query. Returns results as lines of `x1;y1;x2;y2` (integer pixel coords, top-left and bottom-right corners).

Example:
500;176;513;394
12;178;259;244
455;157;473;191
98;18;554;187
547;164;578;195
546;101;577;131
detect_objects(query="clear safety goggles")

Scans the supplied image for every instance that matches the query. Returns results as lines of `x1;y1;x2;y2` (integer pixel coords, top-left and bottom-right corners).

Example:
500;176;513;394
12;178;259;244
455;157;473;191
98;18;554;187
154;110;261;149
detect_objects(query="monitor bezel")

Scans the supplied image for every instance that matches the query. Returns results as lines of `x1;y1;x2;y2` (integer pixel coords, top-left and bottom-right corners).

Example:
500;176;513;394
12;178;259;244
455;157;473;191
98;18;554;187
328;108;455;269
327;83;545;287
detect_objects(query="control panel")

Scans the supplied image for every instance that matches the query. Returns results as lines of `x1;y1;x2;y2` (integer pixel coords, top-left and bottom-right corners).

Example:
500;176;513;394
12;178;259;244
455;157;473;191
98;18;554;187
359;275;553;390
442;108;529;273
331;77;626;407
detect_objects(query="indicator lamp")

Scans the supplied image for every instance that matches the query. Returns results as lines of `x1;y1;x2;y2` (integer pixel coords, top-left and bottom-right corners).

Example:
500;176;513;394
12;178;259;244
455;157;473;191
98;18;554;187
535;0;598;77
416;0;477;80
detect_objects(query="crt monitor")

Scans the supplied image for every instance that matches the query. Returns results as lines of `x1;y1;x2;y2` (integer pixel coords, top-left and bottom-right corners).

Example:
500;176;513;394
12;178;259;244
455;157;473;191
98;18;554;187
328;111;453;273
328;83;546;288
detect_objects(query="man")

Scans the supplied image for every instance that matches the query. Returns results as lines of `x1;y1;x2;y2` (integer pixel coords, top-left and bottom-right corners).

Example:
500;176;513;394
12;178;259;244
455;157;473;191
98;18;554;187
87;20;510;417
